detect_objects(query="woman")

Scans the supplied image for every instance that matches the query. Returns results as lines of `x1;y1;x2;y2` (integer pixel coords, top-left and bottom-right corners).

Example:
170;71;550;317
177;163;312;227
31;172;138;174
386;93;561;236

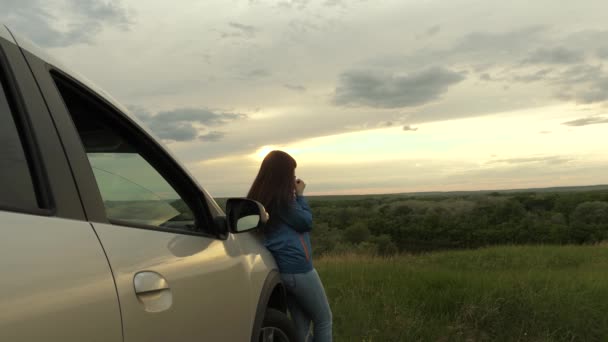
247;150;333;342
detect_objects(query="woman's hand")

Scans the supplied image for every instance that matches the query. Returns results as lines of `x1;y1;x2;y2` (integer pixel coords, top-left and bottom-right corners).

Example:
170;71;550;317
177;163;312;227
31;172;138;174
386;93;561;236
262;210;270;223
295;178;306;196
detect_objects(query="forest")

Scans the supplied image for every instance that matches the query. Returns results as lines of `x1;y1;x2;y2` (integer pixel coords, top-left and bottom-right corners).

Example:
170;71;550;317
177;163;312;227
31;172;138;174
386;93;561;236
304;187;608;256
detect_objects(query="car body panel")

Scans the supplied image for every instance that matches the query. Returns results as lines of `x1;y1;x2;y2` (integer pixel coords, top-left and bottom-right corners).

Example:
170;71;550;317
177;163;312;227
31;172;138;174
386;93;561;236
0;212;122;342
229;232;282;338
91;222;252;341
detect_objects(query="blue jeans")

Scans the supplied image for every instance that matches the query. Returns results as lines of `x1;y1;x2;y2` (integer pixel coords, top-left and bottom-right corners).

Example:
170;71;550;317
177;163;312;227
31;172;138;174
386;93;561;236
281;269;333;342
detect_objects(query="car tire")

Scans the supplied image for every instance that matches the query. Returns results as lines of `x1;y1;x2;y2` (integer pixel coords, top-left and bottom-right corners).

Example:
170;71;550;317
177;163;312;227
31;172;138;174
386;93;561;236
258;308;298;342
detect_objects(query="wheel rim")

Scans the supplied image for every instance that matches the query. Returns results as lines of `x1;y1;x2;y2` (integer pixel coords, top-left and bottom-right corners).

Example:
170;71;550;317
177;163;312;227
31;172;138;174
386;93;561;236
260;327;290;342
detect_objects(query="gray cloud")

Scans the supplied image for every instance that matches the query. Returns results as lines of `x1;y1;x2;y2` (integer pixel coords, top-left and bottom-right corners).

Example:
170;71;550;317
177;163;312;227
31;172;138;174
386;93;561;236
333;67;465;108
561;29;608;57
131;106;246;142
323;0;344;7
426;25;441;37
597;47;608;59
284;83;307;92
229;22;256;34
488;156;572;165
367;27;548;76
451;26;546;60
484;31;608;105
379;27;561;83
277;0;311;10
416;25;441;40
243;68;272;79
552;65;608;104
479;73;492;81
502;61;608;105
481;41;608;104
1;0;132;47
557;64;604;84
568;79;608;103
199;131;226;142
522;47;585;65
403;125;418;131
562;116;608;127
287;19;325;37
221;22;258;39
512;68;553;83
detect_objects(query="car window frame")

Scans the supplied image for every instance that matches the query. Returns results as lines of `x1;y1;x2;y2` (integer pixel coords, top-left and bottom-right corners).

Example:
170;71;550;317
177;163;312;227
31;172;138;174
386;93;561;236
54;70;221;237
0;43;53;216
36;65;221;238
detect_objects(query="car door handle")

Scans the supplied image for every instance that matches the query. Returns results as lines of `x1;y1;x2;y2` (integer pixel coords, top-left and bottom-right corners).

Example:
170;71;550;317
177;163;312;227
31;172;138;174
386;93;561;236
133;271;172;312
134;271;169;294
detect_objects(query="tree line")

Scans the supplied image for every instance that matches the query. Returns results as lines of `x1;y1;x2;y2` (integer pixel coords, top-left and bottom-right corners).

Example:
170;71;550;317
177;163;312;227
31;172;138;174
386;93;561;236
306;190;608;256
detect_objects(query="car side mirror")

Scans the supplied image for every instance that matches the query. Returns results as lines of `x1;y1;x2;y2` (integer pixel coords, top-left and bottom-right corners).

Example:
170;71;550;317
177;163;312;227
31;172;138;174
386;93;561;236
226;198;268;233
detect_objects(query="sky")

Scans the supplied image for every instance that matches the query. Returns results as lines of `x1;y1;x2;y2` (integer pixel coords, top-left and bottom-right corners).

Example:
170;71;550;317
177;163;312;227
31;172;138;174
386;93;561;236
2;0;608;197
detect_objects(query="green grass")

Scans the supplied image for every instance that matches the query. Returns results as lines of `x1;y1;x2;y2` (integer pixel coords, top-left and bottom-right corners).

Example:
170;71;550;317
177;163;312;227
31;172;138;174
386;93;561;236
315;245;608;341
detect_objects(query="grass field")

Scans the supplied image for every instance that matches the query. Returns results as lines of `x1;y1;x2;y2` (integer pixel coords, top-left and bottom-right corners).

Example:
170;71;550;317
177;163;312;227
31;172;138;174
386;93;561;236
315;245;608;341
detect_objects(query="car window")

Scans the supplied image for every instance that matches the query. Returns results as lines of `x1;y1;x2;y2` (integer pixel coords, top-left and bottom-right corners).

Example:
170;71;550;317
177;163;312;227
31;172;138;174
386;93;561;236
52;75;197;232
88;153;194;229
0;65;39;211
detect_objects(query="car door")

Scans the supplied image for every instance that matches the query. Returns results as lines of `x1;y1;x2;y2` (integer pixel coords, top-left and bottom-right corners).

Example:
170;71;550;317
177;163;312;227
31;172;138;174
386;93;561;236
24;58;255;340
0;26;122;342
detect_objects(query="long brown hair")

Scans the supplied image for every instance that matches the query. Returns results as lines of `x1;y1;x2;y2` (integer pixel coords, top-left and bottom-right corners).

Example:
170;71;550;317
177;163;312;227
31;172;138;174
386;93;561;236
247;150;297;224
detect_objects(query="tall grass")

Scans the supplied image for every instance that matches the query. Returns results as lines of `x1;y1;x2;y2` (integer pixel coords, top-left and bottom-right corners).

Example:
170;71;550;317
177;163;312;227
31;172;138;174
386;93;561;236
315;245;608;341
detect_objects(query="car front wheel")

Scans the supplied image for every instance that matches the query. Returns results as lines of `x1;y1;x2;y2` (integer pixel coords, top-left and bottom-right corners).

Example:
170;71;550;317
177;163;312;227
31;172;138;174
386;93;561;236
259;308;297;342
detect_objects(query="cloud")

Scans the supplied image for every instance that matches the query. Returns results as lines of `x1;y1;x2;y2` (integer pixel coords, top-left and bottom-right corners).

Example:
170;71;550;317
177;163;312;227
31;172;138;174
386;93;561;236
221;22;258;39
597;47;608;59
561;29;608;58
284;83;307;92
243;68;272;79
451;26;546;60
382;27;558;81
522;47;585;65
323;0;343;7
229;22;256;34
131;106;246;142
479;73;492;81
551;65;608;104
199;131;226;142
333;67;465;108
562;116;608;127
427;25;441;36
403;125;418;131
488;156;572;165
568;79;608;104
367;27;549;76
426;25;440;37
416;25;441;40
459;30;608;105
277;0;311;10
512;68;553;83
1;0;132;47
502;61;608;105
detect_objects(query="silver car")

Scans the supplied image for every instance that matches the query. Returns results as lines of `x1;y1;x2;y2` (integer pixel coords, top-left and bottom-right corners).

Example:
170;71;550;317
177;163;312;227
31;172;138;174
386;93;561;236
0;24;295;342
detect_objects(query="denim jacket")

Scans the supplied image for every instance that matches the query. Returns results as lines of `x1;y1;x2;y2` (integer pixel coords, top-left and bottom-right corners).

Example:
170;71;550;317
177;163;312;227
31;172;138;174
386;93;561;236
264;195;313;274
